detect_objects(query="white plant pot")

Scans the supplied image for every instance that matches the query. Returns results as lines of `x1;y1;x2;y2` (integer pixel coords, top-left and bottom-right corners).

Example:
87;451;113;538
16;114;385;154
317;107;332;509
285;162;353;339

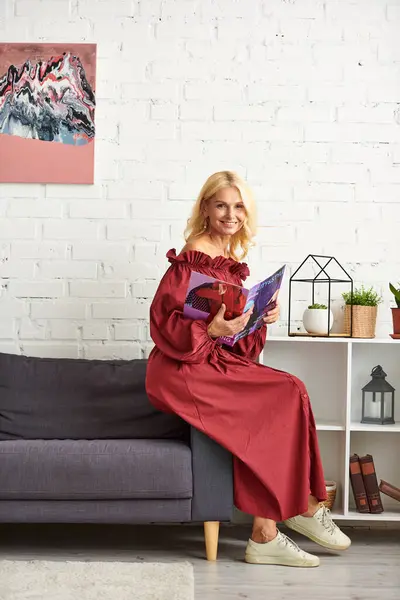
303;308;334;335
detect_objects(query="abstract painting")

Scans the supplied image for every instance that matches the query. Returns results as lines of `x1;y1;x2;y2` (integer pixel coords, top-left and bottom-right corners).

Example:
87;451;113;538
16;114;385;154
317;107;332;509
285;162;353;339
0;43;96;184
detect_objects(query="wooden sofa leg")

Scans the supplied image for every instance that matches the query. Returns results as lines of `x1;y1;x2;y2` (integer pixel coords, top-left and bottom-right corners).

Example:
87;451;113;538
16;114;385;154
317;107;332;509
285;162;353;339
204;521;220;561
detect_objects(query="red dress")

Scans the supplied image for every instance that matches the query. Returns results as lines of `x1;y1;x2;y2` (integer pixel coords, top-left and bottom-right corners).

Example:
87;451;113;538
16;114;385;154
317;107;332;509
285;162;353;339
145;249;327;521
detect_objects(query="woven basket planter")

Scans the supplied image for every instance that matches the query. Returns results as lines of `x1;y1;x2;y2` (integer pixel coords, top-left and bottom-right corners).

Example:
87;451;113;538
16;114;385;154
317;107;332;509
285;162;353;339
343;305;377;338
323;481;337;511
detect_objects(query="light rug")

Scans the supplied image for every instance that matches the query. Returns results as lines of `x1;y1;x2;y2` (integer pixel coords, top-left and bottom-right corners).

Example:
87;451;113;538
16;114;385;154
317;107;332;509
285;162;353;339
0;560;194;600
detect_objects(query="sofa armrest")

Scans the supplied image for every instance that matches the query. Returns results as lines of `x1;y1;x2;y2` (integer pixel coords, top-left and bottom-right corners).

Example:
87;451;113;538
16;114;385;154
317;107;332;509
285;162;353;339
190;427;233;522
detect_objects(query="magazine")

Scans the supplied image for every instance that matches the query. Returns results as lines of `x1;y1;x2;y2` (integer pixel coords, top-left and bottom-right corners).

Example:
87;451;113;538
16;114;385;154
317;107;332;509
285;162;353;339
183;265;286;346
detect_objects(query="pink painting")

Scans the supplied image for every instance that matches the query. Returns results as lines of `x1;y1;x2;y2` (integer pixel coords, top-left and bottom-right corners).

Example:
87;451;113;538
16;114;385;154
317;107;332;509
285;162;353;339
0;43;96;184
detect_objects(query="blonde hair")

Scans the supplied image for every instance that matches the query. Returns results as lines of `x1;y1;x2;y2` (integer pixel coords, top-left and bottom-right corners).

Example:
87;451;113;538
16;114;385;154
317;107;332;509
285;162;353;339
184;171;257;261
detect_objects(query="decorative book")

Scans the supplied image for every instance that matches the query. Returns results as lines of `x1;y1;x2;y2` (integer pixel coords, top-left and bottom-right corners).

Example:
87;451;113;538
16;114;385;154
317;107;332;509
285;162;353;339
379;479;400;503
183;265;286;346
349;454;370;513
359;454;384;514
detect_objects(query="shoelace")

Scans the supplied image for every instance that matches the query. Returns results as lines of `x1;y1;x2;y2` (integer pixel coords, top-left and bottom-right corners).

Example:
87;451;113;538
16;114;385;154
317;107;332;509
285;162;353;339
317;506;337;534
278;532;307;555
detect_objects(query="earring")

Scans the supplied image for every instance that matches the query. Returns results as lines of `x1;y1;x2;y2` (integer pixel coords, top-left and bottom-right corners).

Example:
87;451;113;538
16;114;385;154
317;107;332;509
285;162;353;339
203;217;209;231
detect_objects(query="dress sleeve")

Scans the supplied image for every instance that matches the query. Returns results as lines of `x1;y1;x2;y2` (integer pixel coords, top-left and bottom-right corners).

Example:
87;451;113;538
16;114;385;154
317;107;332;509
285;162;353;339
149;263;217;363
226;325;267;361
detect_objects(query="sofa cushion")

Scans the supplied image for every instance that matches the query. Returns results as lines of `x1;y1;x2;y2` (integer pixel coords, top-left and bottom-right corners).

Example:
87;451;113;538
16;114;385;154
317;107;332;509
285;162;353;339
0;439;193;500
0;353;187;440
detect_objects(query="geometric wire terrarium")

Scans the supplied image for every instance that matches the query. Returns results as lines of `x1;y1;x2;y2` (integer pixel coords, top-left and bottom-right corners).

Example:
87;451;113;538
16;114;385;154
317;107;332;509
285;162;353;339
288;254;354;337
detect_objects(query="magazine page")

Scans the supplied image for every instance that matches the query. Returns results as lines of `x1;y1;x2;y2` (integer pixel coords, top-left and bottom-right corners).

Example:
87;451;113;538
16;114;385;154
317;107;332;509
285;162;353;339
183;271;249;323
219;265;286;346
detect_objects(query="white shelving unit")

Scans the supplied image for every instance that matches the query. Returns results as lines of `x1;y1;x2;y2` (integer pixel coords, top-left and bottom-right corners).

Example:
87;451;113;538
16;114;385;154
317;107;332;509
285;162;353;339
261;336;400;523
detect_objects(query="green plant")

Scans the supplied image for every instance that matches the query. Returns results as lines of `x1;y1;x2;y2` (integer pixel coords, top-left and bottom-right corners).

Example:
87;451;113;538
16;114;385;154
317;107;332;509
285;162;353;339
389;282;400;308
342;285;382;307
308;303;328;309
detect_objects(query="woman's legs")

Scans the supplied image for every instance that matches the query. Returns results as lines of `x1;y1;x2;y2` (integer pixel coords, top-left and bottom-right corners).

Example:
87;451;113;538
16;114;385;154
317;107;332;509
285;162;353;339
251;516;277;543
301;495;321;517
245;496;322;567
251;495;321;542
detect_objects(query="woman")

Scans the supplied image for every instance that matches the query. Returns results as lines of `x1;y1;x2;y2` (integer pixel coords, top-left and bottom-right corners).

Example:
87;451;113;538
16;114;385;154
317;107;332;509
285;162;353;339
145;171;351;567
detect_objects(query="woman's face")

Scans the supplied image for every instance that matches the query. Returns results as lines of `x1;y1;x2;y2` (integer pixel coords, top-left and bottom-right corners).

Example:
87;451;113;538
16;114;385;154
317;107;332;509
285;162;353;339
204;187;246;237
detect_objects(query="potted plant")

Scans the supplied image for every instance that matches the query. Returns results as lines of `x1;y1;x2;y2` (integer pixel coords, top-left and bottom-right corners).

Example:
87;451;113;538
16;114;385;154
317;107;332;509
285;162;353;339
342;286;382;338
303;303;334;335
389;282;400;338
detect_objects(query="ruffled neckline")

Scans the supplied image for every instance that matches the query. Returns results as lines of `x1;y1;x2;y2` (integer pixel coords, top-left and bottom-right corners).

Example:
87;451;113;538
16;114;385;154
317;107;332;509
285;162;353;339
166;248;249;280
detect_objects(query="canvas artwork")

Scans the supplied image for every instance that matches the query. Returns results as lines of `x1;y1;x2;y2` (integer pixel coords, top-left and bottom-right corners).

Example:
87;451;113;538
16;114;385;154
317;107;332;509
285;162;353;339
0;43;96;184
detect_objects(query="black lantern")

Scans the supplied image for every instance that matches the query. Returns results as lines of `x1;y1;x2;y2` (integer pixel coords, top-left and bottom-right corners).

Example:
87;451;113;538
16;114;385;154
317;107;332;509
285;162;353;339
361;365;395;425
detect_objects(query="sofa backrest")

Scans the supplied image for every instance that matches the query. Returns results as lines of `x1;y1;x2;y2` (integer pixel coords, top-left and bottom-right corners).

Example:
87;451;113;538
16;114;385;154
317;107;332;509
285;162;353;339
0;353;187;441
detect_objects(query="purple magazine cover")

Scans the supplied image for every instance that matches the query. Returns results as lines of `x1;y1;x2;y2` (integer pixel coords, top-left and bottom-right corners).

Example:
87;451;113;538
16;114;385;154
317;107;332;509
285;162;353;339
183;266;286;347
218;265;286;346
183;271;248;321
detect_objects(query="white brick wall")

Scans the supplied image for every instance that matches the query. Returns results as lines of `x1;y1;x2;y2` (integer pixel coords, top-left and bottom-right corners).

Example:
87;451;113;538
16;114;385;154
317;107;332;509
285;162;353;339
1;0;399;357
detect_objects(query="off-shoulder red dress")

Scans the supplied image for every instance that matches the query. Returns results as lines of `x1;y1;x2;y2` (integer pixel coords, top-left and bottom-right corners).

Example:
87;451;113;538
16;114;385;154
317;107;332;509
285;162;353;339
145;249;327;521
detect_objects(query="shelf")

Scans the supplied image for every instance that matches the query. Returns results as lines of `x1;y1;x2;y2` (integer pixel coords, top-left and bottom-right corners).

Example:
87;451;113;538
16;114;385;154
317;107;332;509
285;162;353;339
289;333;350;338
261;334;399;526
343;510;400;522
269;336;349;343
351;338;400;344
350;423;400;433
268;336;399;344
289;510;400;522
317;422;345;431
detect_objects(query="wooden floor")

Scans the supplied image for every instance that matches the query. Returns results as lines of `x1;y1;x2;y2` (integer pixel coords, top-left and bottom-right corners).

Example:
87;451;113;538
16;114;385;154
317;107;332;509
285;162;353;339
0;523;399;599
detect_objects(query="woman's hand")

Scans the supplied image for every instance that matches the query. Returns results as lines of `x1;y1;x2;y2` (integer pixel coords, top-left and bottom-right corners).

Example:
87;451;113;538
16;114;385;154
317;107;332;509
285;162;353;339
262;301;280;325
207;304;253;339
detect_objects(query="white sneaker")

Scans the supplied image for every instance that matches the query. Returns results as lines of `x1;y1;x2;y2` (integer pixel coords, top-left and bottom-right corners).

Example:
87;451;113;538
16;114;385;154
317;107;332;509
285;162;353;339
244;530;320;567
284;505;351;551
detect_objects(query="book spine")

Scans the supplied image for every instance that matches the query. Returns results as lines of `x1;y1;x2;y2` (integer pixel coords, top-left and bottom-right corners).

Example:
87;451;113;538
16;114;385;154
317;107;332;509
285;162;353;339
359;454;384;514
349;454;370;513
379;479;400;503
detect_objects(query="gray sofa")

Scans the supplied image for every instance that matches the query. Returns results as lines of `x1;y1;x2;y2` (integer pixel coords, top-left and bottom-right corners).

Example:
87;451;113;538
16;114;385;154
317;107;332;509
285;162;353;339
0;352;233;560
